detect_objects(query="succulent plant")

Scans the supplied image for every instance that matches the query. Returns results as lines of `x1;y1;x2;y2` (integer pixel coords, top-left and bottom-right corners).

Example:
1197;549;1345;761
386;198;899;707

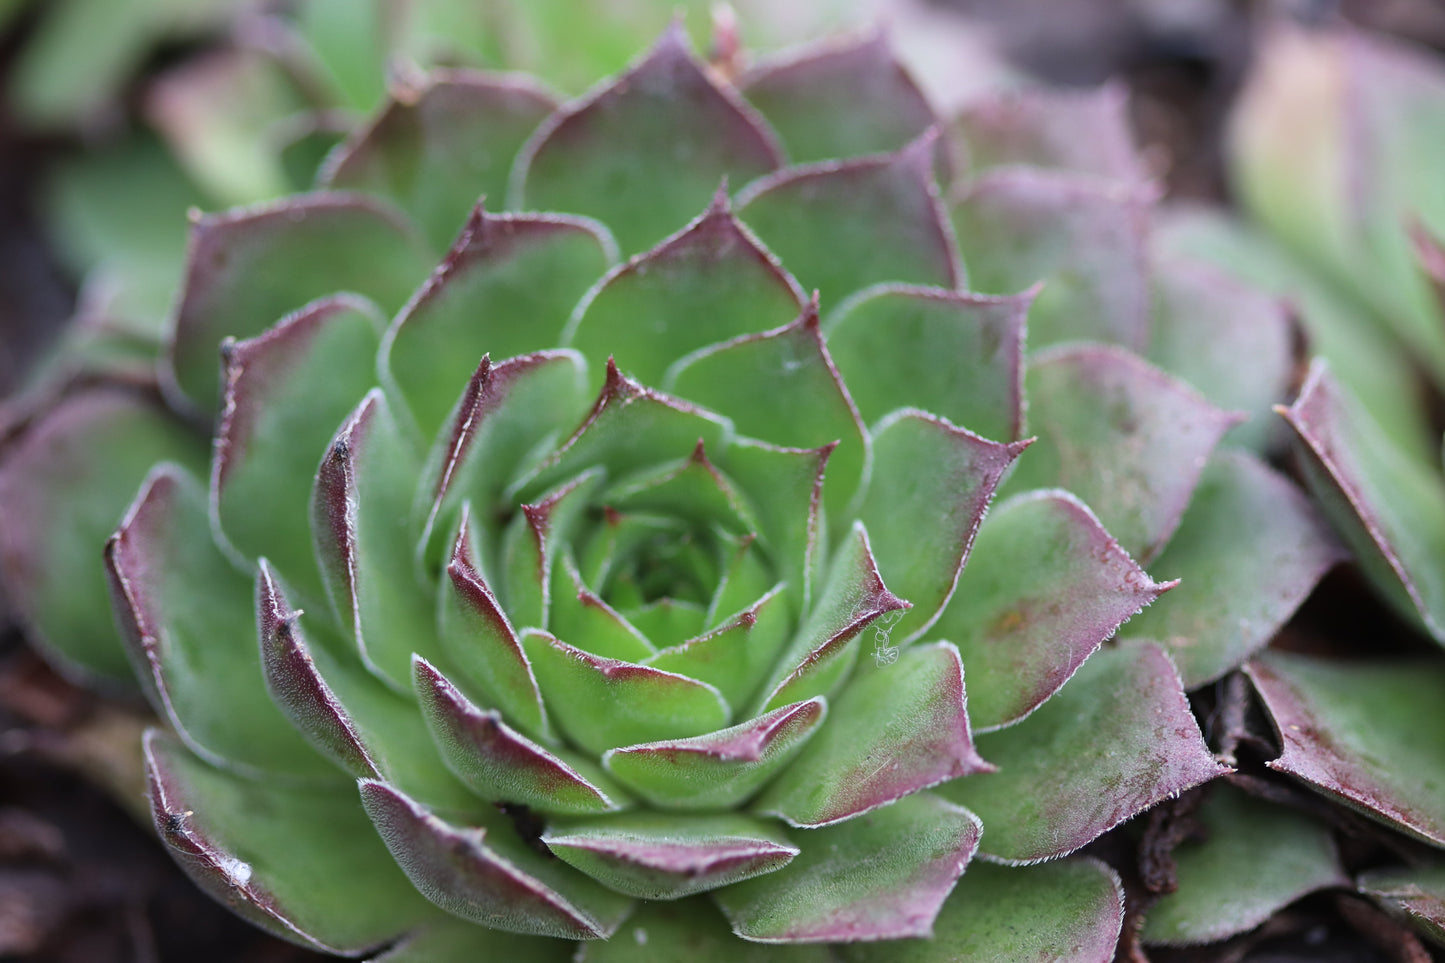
0;23;1344;961
1150;21;1445;953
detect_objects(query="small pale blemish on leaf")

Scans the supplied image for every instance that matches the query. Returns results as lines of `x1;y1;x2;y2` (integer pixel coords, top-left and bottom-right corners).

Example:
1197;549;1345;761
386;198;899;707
633;927;649;945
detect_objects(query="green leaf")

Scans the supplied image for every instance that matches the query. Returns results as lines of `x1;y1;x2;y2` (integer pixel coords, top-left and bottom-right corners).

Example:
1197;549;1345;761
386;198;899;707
382;210;611;442
1247;651;1445;847
1118;451;1344;687
1359;862;1445;947
1009;344;1239;562
740;31;940;165
501;469;603;631
860;410;1024;642
568;187;804;395
737;133;960;313
1279;361;1445;643
0;386;205;685
646;586;792;711
603;697;825;811
548;555;655;662
167;193;433;414
839;858;1125;963
940;645;1225;863
322;71;559;250
952;83;1144;181
367;916;573;963
513;24;780;254
715;792;982;942
145;731;436;955
107;467;328;779
951;169;1151;351
574;898;834;962
214;295;383;603
826;284;1028;443
755;642;989;827
1142;783;1347;946
602;440;756;538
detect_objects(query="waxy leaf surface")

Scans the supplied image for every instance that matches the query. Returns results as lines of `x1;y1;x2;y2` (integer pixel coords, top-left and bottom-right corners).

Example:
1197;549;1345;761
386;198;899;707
575;899;832;962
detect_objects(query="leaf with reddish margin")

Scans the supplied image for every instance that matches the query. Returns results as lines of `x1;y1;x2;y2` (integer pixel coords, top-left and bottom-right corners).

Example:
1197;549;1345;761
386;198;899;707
359;780;633;940
604;697;826;811
1149;258;1297;452
1359;862;1445;946
951;169;1152;351
860;410;1026;643
543;813;797;900
740;31;940;165
1010;344;1240;563
512;24;780;255
952;83;1144;182
603;440;756;538
567;188;805;394
437;508;550;740
548;554;654;662
646;586;792;711
522;631;731;756
311;391;437;692
705;534;776;628
1247;651;1445;847
501;469;603;631
1141;783;1347;946
413;656;630;816
1118;451;1344;688
575;898;834;962
1279;360;1445;642
0;385;204;685
714;792;982;943
107;467;328;779
145;731;437;955
366;916;572;963
383;210;611;442
415;351;588;571
321;70;559;250
257;563;477;811
839;858;1125;963
736;132;960;313
514;361;731;500
671;303;867;529
623;597;709;650
756;642;990;828
826;284;1029;443
940;645;1225;864
935;490;1172;731
213;295;382;602
166;193;433;414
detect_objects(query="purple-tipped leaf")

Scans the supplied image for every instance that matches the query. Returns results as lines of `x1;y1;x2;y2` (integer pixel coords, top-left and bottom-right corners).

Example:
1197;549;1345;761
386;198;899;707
715;792;982;943
548;554;654;662
360;780;633;939
512;24;781;254
603;439;757;537
941;644;1226;863
501;469;603;630
1359;862;1445;946
604;697;826;810
646;586;792;710
756;642;990;827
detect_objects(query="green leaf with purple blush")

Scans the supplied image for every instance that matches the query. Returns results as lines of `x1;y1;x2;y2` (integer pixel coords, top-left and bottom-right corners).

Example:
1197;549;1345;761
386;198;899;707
952;83;1144;182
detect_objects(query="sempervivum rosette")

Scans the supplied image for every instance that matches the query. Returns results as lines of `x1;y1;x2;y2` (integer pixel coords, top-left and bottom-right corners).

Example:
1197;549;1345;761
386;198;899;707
0;25;1342;961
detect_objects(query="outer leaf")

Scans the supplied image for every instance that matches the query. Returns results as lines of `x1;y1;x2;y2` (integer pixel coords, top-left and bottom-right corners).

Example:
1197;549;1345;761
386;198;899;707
367;916;572;963
512;24;781;254
740;31;940;165
736;132;960;312
321;70;559;249
715;793;982;943
860;410;1025;642
951;169;1151;351
383;210;611;441
145;731;435;955
1011;344;1240;562
937;490;1173;731
603;698;826;811
575;898;833;961
360;780;633;940
826;284;1029;443
1118;451;1344;687
755;642;990;827
213;295;382;601
567;187;805;394
839;858;1125;963
941;645;1225;863
1247;651;1445;847
166;193;433;413
0;385;204;685
1142;783;1347;946
1359;862;1445;946
107;467;325;779
542;813;797;900
1279;361;1445;642
952;83;1144;181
